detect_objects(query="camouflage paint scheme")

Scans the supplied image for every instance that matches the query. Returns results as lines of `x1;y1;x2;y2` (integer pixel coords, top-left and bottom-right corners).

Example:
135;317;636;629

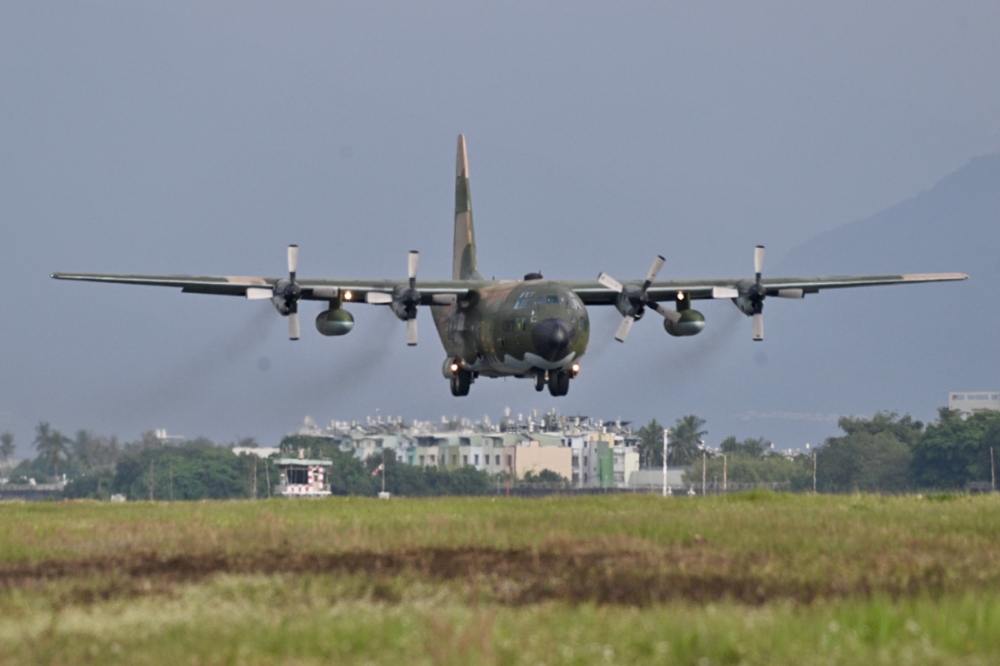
53;135;968;397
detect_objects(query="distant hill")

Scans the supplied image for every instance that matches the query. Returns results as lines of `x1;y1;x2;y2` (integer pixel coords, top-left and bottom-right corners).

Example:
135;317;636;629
779;154;1000;278
699;154;1000;449
758;155;1000;440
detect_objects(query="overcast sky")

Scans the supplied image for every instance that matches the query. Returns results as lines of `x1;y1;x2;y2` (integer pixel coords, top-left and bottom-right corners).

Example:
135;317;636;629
2;3;999;454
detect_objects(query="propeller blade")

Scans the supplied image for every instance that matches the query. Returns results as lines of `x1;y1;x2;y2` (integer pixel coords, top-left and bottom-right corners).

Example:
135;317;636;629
711;286;739;299
289;312;300;340
288;245;299;276
598;272;625;292
365;292;394;304
653;303;682;323
644;255;666;286
406;317;418;346
754;245;765;277
752;313;763;341
246;287;274;300
614;315;635;343
408;251;419;281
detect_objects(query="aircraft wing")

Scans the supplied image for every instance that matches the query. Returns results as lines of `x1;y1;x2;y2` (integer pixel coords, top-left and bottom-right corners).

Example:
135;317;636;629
567;273;968;305
50;273;472;304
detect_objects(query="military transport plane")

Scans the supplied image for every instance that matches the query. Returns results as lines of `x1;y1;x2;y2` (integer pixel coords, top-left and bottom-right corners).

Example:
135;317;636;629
54;135;967;397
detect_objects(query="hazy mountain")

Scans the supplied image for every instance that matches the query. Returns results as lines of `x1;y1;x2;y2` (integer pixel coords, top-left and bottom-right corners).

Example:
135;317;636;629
715;154;1000;448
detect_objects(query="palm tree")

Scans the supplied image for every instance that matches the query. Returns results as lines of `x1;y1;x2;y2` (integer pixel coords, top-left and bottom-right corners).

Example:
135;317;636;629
34;422;69;478
0;431;14;464
670;415;707;466
637;419;665;468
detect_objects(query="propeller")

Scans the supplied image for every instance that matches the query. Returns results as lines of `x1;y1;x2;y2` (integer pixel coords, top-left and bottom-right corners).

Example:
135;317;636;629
597;255;681;342
367;251;423;345
279;244;303;340
403;250;420;346
749;245;765;341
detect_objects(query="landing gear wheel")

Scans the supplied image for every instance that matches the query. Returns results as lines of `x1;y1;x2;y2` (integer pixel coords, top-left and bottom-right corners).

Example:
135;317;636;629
548;370;570;397
534;372;546;392
450;370;472;397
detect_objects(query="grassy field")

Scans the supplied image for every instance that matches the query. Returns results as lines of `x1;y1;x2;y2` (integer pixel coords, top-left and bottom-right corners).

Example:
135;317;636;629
1;492;1000;664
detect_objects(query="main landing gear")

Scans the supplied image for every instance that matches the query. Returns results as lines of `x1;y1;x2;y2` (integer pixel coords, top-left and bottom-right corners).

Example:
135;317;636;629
534;370;571;397
450;369;472;396
548;370;570;397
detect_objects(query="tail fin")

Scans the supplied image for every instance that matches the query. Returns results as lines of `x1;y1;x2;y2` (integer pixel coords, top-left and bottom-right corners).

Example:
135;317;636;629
453;135;482;280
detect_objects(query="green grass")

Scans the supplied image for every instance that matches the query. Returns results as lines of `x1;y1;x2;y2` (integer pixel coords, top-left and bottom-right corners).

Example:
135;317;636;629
2;493;1000;664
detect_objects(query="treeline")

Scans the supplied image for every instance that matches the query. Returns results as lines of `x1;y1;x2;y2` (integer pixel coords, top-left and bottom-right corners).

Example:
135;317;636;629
3;425;496;501
672;409;1000;493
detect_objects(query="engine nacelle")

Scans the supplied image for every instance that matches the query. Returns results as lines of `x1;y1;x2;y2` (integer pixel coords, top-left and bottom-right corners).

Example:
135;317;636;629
614;292;642;320
664;309;705;336
442;357;463;379
315;308;354;336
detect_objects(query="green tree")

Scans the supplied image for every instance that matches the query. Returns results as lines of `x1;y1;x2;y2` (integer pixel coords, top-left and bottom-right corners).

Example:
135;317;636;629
720;436;771;459
636;419;665;467
0;431;14;464
837;412;923;447
70;430;119;472
521;469;570;486
669;415;707;466
911;408;1000;489
690;454;812;490
33;422;70;477
817;431;912;493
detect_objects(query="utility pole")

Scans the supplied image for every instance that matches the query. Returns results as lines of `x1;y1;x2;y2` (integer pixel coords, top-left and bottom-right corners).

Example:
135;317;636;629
169;459;174;502
992;447;996;492
381;451;386;494
265;459;271;498
253;456;258;500
813;451;818;494
723;454;727;494
662;428;671;497
702;449;707;496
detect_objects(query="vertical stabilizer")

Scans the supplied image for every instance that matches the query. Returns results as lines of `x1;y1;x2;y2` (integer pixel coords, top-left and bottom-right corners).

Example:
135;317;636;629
453;135;482;280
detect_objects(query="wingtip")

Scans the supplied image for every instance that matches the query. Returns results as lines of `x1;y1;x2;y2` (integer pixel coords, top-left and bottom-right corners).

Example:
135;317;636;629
901;272;970;282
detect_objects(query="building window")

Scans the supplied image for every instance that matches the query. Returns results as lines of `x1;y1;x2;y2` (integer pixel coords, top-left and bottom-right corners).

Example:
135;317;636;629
430;455;435;463
463;455;468;465
583;456;588;467
572;456;579;468
954;394;965;400
584;472;588;483
474;454;479;465
419;455;425;465
495;455;501;465
506;454;512;467
287;468;308;485
452;455;458;465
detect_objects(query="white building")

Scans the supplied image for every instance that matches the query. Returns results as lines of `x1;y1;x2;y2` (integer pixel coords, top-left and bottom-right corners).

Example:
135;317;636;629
949;392;1000;417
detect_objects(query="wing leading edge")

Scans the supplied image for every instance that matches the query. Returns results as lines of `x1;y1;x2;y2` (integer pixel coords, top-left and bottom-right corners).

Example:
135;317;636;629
567;272;968;305
50;272;474;304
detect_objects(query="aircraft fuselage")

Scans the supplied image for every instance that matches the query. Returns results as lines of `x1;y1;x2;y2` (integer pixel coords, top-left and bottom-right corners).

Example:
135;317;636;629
431;278;590;379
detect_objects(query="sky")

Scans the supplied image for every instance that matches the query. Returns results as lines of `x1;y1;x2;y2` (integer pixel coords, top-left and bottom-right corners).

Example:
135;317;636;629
2;3;999;455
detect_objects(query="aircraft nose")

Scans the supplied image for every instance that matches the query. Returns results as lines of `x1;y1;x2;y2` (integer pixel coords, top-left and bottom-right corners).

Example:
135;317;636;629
531;317;576;362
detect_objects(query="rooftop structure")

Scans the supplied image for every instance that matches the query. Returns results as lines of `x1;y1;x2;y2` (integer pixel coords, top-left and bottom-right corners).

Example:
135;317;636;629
949;392;1000;417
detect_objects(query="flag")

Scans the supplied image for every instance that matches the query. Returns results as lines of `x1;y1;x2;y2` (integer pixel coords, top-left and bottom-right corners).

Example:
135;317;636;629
371;463;384;477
